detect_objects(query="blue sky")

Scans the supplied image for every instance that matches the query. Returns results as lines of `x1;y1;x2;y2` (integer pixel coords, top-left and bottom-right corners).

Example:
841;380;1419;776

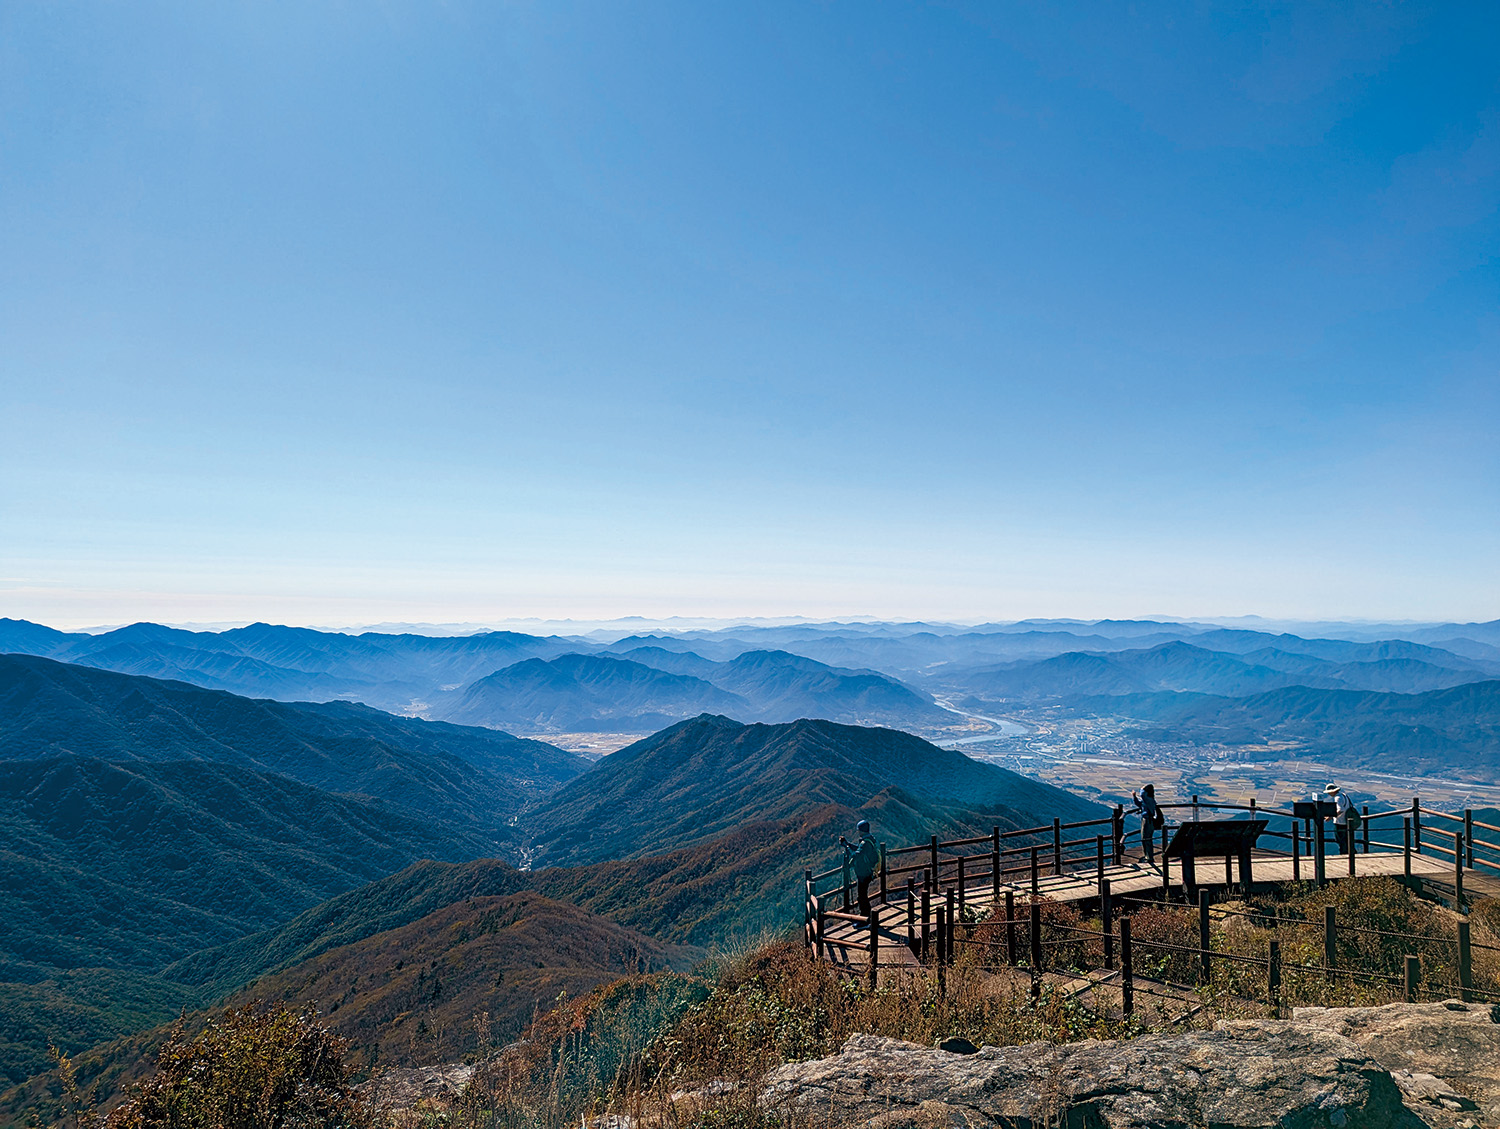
2;2;1496;627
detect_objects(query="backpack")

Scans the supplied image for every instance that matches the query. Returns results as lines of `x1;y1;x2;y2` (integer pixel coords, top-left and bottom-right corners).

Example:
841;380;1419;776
1347;807;1362;832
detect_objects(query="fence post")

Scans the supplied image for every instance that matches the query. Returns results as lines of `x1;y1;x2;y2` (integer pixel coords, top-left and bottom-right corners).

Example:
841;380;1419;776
992;826;1001;904
1459;920;1474;1003
803;869;813;950
957;856;967;920
1101;877;1114;970
880;843;888;905
931;835;940;887
1112;805;1124;864
1314;816;1327;886
1324;906;1337;981
1292;822;1301;882
1005;890;1017;965
1120;916;1134;1017
1192;793;1199;822
906;877;916;952
1199;888;1212;984
1029;899;1042;971
1053;817;1062;876
1348;829;1356;877
1096;835;1106;895
816;902;827;962
1030;846;1040;896
1162;849;1171;900
936;907;947;994
1268;938;1281;1019
920;886;931;962
946;888;957;964
1466;810;1474;867
1455;831;1465;908
868;910;879;989
1404;954;1419;1003
1413;798;1422;854
1362;806;1370;854
1404;819;1412;878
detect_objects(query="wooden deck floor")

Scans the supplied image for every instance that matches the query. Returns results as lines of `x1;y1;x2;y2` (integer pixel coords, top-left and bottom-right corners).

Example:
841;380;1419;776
817;849;1471;976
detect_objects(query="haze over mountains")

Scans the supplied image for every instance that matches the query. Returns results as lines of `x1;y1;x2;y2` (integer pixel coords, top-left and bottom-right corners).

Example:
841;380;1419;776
6;616;1497;749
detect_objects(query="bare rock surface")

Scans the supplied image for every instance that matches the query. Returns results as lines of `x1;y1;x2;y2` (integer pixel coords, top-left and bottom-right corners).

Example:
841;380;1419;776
361;1063;474;1112
761;1027;1421;1128
1295;1000;1500;1124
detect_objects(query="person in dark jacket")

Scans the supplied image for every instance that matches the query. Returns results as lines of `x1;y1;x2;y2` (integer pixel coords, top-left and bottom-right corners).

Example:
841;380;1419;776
1132;785;1163;863
841;819;880;916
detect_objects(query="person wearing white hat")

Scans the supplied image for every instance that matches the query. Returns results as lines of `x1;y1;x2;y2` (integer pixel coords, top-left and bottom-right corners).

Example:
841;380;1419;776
1325;783;1353;854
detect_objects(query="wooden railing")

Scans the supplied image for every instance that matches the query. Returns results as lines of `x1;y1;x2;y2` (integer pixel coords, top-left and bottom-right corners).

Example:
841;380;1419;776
803;794;1500;989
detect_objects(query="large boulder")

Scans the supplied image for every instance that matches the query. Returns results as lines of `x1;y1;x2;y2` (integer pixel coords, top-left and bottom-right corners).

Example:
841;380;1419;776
1295;1000;1500;1124
760;1026;1421;1128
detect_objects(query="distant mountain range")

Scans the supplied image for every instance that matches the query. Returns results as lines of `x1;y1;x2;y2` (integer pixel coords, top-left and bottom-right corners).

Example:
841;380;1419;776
955;640;1498;701
1087;680;1500;775
435;649;952;733
6;616;1498;743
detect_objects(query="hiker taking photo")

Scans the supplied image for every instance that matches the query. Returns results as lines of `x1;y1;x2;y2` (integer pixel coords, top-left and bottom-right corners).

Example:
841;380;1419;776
1132;784;1163;863
840;819;879;916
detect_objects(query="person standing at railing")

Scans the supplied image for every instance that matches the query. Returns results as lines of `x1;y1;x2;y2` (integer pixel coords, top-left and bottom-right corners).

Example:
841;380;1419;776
1326;783;1354;854
1132;785;1163;863
840;819;879;916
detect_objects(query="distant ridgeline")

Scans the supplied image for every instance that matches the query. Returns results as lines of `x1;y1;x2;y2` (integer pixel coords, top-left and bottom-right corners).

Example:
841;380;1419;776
0;653;1093;1103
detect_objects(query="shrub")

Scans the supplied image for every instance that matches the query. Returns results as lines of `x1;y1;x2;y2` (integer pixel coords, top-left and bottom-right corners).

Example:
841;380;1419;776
105;1004;367;1129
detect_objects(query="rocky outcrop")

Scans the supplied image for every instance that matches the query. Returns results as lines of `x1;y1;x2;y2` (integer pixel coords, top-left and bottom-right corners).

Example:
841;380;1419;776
1295;1001;1500;1125
762;1003;1500;1128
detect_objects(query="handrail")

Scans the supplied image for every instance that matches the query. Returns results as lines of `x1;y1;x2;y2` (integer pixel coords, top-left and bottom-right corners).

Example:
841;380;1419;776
1420;807;1464;823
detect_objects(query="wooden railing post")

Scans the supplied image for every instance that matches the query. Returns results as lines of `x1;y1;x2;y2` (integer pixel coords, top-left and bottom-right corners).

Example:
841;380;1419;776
1199;888;1212;984
936;906;947;982
1404;954;1419;1003
991;826;1001;904
1292;821;1300;883
816;903;826;962
1455;830;1465;907
804;869;814;949
1095;834;1106;896
1029;899;1042;971
1268;938;1281;1018
1052;817;1062;876
1101;877;1114;968
868;910;879;989
1459;920;1474;1003
1324;906;1337;980
930;835;939;887
1348;828;1356;876
879;842;888;905
1466;810;1474;867
1005;890;1017;965
957;856;967;920
843;860;851;910
906;877;916;953
920;885;931;962
1120;916;1134;1016
1030;846;1040;896
1413;798;1422;854
1192;793;1199;822
1112;805;1124;864
1362;806;1370;854
1314;815;1327;886
945;888;957;964
1404;818;1412;878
